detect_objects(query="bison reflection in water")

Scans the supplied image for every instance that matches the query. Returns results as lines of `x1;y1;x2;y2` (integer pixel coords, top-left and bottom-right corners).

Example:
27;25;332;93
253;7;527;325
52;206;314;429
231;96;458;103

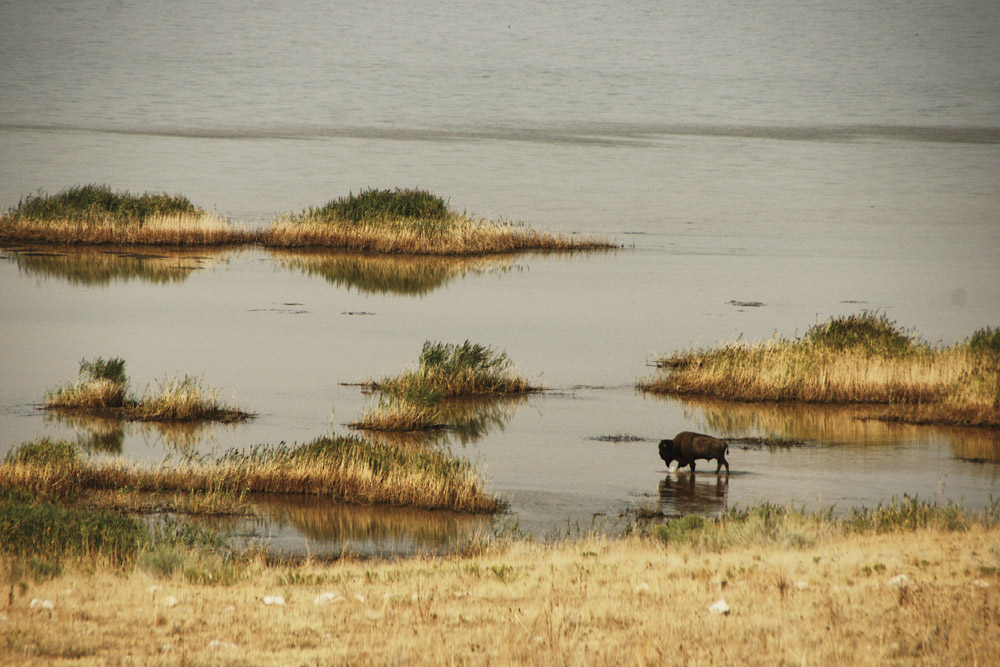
658;474;729;516
658;431;730;474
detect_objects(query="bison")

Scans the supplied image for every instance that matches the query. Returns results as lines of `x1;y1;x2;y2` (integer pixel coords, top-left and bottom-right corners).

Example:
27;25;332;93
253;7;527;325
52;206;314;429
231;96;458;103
659;431;730;474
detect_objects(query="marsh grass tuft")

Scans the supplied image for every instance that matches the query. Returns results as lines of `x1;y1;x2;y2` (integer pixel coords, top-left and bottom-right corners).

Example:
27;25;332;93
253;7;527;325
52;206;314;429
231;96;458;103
373;341;534;399
44;357;251;423
639;314;1000;427
353;341;535;432
968;326;1000;356
803;312;917;355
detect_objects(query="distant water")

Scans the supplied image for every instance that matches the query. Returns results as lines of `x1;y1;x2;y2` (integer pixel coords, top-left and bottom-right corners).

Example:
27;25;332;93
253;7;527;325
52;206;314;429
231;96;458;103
2;0;999;222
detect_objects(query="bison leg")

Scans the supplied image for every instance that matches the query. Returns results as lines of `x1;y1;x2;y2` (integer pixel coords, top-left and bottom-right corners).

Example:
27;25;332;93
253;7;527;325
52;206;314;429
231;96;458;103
716;457;730;475
689;461;696;473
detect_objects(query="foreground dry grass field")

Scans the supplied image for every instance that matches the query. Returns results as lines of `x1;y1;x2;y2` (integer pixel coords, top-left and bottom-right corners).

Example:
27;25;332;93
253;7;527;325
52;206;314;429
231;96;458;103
3;526;998;665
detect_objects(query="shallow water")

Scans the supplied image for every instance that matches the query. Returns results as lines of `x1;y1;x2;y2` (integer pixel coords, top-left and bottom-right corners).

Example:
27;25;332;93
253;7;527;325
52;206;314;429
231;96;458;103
1;243;998;554
1;0;999;554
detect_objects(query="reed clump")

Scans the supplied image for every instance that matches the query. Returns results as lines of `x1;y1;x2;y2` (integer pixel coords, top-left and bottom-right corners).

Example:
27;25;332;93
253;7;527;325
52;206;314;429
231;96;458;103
374;341;534;399
353;341;536;432
44;357;252;423
262;188;615;255
0;436;500;513
639;313;1000;428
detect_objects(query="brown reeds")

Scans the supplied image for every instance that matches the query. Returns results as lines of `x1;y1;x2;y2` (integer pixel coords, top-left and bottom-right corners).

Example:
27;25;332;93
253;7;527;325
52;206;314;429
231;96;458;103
639;315;1000;428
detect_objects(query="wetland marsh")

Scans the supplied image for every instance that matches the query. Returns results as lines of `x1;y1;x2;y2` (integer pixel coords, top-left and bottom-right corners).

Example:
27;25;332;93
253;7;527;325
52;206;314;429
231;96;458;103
1;238;997;555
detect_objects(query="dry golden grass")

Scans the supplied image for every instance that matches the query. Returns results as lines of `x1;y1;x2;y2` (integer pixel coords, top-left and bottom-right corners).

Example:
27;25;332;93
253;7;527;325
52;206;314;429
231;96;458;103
350;396;447;432
0;436;499;513
0;213;251;246
640;338;1000;428
1;213;614;256
45;372;251;424
261;215;613;256
3;525;997;665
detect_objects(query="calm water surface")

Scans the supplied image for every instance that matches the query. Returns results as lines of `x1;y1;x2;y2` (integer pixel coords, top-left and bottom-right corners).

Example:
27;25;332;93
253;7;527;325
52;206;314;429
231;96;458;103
1;0;998;554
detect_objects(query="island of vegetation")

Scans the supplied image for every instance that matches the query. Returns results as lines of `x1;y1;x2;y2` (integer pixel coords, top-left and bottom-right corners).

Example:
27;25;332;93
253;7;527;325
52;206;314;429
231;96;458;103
638;313;1000;428
0;435;498;515
350;340;538;432
44;357;252;423
0;184;616;255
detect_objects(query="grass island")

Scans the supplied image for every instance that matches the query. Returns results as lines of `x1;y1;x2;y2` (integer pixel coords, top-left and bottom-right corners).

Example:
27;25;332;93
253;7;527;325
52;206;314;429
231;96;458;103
44;357;252;423
0;184;616;255
639;313;1000;428
350;341;538;432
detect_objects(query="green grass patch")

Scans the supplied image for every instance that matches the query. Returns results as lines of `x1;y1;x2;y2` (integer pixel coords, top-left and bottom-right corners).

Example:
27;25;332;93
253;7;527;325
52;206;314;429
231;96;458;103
0;488;148;567
650;498;996;551
5;184;200;224
967;326;1000;356
371;340;534;399
803;312;917;356
305;188;450;224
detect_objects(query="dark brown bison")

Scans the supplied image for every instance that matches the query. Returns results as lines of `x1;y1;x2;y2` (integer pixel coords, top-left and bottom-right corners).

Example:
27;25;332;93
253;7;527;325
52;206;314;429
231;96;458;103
659;431;729;474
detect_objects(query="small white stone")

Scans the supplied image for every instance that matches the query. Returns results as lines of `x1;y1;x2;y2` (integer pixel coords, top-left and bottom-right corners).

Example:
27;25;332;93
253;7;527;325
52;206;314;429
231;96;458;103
887;574;911;588
972;579;990;589
795;581;810;590
263;595;285;606
354;594;366;604
634;582;650;594
147;585;161;594
208;639;237;650
29;599;55;611
161;596;179;607
708;599;730;615
314;592;342;605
